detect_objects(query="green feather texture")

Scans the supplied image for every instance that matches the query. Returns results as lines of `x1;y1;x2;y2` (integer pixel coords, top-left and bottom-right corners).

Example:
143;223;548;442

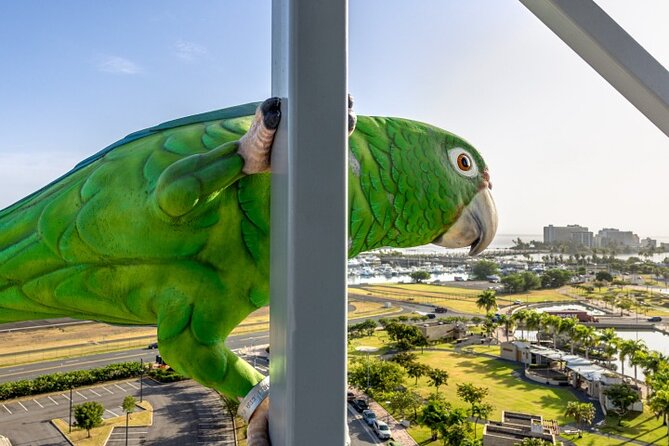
0;102;490;400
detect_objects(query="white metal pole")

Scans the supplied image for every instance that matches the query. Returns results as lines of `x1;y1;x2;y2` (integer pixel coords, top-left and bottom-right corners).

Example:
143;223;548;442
520;0;669;138
270;0;349;445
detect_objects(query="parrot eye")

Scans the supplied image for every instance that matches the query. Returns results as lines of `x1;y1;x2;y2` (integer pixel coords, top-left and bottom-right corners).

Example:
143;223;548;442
448;148;479;178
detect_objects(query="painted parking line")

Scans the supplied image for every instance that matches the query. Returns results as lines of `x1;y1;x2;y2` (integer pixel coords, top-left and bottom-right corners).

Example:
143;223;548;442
33;398;44;408
76;391;88;400
102;386;114;394
114;384;127;392
89;389;101;397
127;382;139;390
48;396;59;406
62;393;70;401
2;404;11;414
106;409;119;417
17;401;28;412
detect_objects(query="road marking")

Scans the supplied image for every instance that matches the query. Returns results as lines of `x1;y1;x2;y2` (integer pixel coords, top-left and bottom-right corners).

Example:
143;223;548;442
48;396;59;406
17;401;28;412
33;399;44;408
89;389;101;397
114;384;127;392
76;391;88;400
106;409;119;417
102;386;114;394
2;404;11;414
62;394;70;401
127;382;139;390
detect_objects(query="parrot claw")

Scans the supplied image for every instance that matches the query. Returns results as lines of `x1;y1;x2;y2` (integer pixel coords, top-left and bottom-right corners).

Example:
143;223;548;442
348;93;357;136
238;98;282;174
261;97;282;130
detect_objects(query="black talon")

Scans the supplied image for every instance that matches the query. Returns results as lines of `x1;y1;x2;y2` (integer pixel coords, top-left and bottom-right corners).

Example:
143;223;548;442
261;97;281;130
347;94;357;134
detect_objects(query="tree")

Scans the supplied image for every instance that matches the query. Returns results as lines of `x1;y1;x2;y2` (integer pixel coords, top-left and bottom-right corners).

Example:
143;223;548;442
457;382;491;437
597;328;619;368
499;271;540;294
390;351;418;368
348;357;407;395
386;389;423;420
541;269;572;289
511;309;530;340
419;399;450;441
515;439;552;446
438;408;471;446
406;362;431;385
410;270;431;283
574;324;596;359
618;339;646;383
74;401;105;438
476;290;497;314
595;271;613;282
649;389;669;435
472;260;499;280
427;368;449;394
604;384;640;425
122;395;136;446
564;401;595;437
384;321;429;351
559;316;578;354
471;402;494;438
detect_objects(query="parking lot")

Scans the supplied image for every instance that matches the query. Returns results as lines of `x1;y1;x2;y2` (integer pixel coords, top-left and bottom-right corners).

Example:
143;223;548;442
0;378;235;445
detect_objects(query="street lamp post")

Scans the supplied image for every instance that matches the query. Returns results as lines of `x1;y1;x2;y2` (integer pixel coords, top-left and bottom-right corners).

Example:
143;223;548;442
140;358;144;403
68;386;73;433
355;346;379;402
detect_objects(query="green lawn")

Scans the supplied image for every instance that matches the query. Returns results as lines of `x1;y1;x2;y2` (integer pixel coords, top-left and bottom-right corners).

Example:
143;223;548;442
348;330;668;445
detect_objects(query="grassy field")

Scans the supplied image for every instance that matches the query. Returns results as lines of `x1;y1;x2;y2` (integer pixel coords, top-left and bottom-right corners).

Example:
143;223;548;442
349;283;576;315
571;285;669;317
350;332;667;445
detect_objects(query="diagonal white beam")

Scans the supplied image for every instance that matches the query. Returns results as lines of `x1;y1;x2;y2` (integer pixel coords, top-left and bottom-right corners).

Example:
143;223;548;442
520;0;669;137
269;0;349;445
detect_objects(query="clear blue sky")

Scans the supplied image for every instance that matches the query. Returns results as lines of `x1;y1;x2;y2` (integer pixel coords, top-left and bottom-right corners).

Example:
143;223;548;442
0;1;667;238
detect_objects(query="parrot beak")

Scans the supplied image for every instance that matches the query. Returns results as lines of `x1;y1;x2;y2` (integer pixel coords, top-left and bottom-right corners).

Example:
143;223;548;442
432;188;498;255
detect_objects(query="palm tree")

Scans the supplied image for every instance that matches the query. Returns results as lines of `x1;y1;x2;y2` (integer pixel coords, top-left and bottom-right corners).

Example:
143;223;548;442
597;328;619;369
559;317;578;354
618;339;647;383
525;311;542;344
574;325;596;359
497;314;511;342
649;389;669;435
511;309;529;340
476;290;497;314
543;315;563;349
630;347;648;385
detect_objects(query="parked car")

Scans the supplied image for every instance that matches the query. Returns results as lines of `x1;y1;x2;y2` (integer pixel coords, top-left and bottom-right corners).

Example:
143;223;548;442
347;391;355;402
362;409;377;426
147;342;158;349
454;276;465;282
351;399;369;412
373;420;392;440
426;313;436;319
513;300;522;305
648;316;663;322
434;306;448;313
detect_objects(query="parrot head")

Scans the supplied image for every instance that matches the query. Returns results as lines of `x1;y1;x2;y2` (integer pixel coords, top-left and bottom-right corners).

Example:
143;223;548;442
350;116;497;256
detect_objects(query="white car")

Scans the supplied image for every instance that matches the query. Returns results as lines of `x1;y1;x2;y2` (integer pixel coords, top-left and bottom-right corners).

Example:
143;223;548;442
373;420;392;440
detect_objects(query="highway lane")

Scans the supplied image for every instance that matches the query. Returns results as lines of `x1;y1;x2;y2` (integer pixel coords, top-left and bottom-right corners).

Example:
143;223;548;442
0;332;270;383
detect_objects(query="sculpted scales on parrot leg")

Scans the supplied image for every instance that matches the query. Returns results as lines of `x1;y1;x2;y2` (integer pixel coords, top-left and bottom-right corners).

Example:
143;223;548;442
0;96;497;445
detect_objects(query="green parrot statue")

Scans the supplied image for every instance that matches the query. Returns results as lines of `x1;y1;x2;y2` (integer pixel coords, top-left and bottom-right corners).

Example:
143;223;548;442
0;97;496;436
